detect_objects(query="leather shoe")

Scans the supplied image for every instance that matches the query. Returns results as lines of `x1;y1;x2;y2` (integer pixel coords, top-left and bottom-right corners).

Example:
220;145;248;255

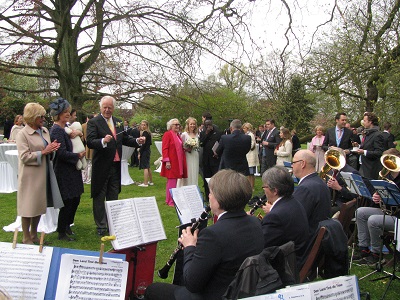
66;226;75;236
58;234;74;241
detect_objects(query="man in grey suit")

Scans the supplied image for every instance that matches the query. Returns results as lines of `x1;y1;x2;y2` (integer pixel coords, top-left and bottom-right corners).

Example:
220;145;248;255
87;96;145;235
216;119;251;176
261;119;281;174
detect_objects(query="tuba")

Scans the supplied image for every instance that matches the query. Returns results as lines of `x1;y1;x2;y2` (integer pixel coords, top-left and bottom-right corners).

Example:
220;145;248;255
378;154;400;215
319;147;346;180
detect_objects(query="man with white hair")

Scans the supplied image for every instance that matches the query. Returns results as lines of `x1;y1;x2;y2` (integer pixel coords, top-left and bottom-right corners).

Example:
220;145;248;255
87;96;145;236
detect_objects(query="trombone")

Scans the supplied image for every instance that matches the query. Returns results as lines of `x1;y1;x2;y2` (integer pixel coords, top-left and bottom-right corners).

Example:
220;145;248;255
378;154;400;216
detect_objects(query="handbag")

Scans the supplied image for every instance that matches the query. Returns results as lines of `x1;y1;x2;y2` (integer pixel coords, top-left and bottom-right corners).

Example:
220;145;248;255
48;159;64;209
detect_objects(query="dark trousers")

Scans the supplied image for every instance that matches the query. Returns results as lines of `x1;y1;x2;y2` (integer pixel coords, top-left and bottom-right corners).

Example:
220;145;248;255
93;162;120;230
145;282;179;300
57;196;81;234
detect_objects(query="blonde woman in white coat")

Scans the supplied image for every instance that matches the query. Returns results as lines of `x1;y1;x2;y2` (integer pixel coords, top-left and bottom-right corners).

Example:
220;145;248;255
242;123;258;190
274;128;293;166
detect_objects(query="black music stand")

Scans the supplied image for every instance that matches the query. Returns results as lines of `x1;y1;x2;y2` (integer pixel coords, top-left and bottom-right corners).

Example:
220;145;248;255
340;172;373;269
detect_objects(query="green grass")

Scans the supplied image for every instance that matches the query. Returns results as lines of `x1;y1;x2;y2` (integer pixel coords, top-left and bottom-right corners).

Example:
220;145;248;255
0;142;399;299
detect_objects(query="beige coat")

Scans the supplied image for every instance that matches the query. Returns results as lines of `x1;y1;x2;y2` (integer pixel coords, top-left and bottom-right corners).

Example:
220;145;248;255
246;131;259;167
16;124;50;217
82;122;93;160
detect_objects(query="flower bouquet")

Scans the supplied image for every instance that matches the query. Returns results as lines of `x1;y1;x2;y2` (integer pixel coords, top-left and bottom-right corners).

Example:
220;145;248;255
184;138;199;152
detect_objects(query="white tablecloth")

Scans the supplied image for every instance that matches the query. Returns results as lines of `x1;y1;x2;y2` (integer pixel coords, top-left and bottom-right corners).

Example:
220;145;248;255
154;141;162;173
3;208;59;234
0;143;17;193
121;145;135;185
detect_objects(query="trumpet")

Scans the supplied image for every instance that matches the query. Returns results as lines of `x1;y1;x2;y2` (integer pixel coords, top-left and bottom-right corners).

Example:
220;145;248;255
157;206;211;279
378;154;400;215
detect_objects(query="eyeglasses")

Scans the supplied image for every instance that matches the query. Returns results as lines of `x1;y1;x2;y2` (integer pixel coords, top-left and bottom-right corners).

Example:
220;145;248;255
262;185;271;190
37;115;46;119
292;160;304;165
172;124;180;126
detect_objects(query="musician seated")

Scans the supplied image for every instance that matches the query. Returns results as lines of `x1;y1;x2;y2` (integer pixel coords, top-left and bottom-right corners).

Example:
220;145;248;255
144;169;264;300
326;163;360;216
354;148;400;265
259;166;309;270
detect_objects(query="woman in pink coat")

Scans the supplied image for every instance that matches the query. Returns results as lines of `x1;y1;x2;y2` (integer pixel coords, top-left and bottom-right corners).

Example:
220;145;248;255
160;118;187;206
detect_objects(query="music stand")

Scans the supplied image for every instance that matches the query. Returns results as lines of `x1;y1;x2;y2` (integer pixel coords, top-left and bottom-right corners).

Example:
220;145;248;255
340;172;372;269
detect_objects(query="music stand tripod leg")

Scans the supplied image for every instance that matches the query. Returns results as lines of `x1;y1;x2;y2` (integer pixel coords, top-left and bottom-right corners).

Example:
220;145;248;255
379;217;400;300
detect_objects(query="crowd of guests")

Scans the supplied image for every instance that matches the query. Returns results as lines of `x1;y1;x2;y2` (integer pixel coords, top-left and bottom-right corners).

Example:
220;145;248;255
3;102;400;299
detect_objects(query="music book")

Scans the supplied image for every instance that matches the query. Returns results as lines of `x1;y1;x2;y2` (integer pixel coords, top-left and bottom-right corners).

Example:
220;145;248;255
105;197;167;250
0;242;125;300
340;172;372;199
170;185;205;224
243;275;360;299
370;180;400;206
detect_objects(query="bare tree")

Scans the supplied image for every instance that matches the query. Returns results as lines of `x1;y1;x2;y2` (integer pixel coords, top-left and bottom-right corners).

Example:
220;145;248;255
0;0;258;107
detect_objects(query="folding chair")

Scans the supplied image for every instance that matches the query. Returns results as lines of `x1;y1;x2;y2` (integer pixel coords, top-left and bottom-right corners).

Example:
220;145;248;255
299;227;326;283
336;199;357;239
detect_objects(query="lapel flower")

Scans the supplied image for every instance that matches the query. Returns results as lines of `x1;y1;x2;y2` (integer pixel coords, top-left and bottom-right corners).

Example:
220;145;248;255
116;121;122;128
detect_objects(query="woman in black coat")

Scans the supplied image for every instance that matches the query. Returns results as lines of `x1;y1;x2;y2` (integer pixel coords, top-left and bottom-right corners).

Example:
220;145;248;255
49;98;85;241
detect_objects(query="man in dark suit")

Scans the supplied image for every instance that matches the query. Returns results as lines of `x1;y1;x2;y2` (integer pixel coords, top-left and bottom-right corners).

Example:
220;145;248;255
260;166;309;269
199;119;221;202
261;119;281;174
216;119;251;175
145;169;264;300
354;112;385;179
322;112;353;153
292;150;331;237
87;96;145;235
382;121;397;150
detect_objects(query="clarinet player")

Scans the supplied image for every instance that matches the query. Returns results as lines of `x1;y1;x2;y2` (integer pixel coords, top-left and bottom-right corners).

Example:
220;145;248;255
145;169;264;300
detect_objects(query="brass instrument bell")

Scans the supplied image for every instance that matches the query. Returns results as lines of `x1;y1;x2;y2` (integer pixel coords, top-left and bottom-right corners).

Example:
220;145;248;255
319;147;346;180
378;153;400;216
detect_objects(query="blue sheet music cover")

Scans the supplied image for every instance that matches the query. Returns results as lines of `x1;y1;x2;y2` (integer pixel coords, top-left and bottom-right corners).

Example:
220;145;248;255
370;180;400;206
44;247;125;300
352;174;373;199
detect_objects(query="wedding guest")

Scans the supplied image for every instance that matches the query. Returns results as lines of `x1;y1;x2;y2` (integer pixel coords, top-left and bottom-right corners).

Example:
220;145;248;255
138;120;154;187
9;114;24;141
160;118;188;206
291;129;301;156
242;122;259;190
309;125;326;172
275;127;293;166
177;117;199;187
16;103;60;244
49;98;85;241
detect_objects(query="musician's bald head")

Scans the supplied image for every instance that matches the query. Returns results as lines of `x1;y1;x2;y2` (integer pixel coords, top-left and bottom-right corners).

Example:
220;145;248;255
292;150;317;179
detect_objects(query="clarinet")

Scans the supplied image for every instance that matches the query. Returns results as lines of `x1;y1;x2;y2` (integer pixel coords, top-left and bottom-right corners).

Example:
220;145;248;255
249;195;267;218
157;206;211;279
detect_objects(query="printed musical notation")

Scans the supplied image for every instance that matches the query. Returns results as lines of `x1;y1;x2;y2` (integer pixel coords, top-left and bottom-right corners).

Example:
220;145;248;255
55;254;128;300
0;242;53;300
170;185;205;224
105;197;166;250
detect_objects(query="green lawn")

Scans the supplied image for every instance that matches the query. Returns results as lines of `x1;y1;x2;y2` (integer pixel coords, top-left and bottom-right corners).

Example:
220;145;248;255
0;142;399;299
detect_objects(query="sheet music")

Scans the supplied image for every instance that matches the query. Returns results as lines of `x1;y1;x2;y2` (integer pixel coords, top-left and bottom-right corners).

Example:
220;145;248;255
106;199;143;249
105;197;166;250
55;254;128;300
341;172;372;199
0;242;53;300
171;185;205;224
134;197;167;244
